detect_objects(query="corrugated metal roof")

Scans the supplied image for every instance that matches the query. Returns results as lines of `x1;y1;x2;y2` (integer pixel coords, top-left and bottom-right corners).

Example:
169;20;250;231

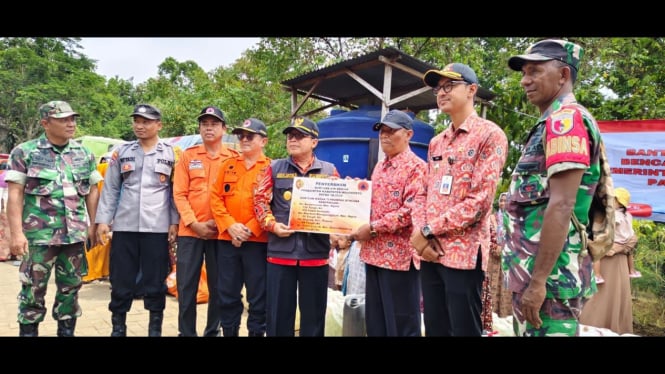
281;47;495;115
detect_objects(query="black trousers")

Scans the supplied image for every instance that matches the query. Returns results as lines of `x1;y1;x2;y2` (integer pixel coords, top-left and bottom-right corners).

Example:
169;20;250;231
364;262;422;337
265;262;328;337
109;232;170;313
420;246;484;336
217;240;267;334
175;236;222;337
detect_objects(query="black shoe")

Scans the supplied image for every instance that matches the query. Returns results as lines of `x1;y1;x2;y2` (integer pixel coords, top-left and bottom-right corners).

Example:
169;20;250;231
222;326;239;337
19;323;39;337
57;319;76;337
111;313;126;337
148;311;163;337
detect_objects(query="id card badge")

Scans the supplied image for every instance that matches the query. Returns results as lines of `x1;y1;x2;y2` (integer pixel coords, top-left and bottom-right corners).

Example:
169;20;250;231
439;175;453;195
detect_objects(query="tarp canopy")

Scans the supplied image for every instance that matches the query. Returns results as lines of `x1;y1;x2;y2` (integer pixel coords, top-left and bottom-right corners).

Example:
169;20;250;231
77;134;240;164
162;134;240;152
76;136;125;164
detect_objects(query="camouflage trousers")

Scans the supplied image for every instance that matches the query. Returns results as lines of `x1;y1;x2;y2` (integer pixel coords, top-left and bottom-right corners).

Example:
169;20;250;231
511;292;585;337
17;242;87;324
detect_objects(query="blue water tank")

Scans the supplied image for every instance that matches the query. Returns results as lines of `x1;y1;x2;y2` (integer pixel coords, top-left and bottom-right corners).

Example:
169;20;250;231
315;105;434;179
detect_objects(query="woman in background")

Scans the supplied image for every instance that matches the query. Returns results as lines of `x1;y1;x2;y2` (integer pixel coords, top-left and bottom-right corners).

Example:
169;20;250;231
579;187;637;334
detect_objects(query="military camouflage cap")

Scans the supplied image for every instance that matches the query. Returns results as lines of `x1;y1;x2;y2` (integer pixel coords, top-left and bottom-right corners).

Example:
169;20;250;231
39;101;79;119
509;39;584;72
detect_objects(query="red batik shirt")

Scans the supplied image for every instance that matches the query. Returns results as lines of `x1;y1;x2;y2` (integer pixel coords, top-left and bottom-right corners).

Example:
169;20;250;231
412;112;508;272
359;148;427;271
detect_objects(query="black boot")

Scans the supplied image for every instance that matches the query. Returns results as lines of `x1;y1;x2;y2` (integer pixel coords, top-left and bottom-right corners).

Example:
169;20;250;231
248;330;265;337
148;311;163;337
111;313;126;337
222;326;239;337
19;323;39;337
57;319;76;337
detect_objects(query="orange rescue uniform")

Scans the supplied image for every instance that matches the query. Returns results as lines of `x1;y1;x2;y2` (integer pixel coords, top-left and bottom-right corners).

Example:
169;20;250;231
210;154;271;243
173;144;239;236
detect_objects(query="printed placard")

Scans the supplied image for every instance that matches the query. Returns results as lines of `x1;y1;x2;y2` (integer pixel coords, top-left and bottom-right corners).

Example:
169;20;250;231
288;177;372;235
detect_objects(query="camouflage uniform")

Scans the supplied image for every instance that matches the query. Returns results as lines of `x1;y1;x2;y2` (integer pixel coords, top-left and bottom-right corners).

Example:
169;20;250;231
6;133;102;324
503;93;601;336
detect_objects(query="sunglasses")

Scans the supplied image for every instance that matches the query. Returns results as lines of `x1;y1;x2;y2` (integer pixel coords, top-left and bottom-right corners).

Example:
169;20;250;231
236;133;257;141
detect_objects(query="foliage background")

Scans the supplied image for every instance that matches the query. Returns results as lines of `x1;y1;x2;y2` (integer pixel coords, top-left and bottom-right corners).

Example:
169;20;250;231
1;37;663;334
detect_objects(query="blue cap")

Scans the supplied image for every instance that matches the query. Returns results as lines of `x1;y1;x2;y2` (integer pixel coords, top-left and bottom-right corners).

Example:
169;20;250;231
373;109;413;131
423;63;479;87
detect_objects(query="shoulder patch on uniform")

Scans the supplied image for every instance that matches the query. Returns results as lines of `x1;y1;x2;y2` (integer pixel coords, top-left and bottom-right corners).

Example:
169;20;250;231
550;109;576;136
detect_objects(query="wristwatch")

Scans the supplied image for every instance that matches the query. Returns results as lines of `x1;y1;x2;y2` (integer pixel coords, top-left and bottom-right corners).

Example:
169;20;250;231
369;224;378;238
421;224;435;239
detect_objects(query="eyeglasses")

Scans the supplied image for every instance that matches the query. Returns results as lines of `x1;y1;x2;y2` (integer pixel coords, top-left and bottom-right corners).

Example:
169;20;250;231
432;81;469;95
236;133;257;141
286;132;310;140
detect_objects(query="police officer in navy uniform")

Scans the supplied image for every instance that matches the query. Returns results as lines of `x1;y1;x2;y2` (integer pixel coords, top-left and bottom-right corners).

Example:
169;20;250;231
96;104;179;337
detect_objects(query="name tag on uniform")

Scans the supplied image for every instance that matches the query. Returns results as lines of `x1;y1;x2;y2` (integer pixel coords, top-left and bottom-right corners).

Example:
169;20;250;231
432;155;442;170
439;175;452;195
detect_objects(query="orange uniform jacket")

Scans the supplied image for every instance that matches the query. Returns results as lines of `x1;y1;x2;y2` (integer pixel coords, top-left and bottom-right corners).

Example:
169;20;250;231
97;162;108;191
173;144;239;237
210;154;271;243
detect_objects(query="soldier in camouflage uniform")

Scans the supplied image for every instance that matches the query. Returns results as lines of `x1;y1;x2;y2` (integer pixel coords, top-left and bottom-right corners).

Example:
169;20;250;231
504;39;600;336
6;101;102;337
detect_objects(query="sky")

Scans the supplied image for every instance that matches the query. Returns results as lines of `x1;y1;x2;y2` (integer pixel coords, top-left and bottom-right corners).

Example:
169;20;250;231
78;38;261;84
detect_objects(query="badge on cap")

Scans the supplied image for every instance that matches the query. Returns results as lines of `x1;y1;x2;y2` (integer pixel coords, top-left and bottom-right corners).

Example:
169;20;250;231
206;108;215;114
442;64;462;79
243;119;251;128
138;106;147;113
294;118;304;126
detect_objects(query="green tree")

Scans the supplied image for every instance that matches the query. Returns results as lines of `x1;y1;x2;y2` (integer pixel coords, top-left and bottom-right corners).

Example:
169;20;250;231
0;37;137;149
